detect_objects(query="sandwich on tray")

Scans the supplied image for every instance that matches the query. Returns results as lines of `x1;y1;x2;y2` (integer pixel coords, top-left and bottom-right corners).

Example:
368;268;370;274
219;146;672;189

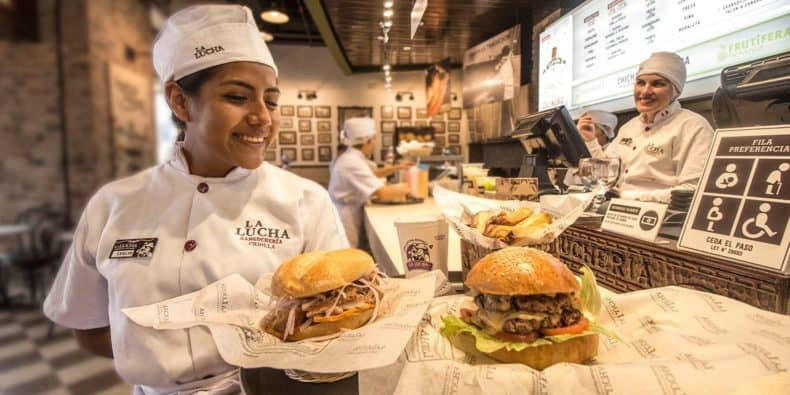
441;247;616;369
262;249;385;341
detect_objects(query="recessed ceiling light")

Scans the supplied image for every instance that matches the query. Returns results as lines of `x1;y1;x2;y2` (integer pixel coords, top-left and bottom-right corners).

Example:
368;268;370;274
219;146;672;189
384;1;394;8
382;64;391;71
385;76;392;82
383;9;393;18
383;20;393;28
402;46;411;51
261;8;289;24
260;31;274;42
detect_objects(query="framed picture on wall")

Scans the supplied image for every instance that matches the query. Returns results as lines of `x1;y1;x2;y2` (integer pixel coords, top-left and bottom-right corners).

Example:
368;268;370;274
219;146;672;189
448;121;460;133
448;145;461;155
431;121;445;134
301;148;315;161
434;135;446;147
315;106;331;118
281;118;294;129
381;133;393;147
414;120;428;127
280;105;295;117
400;120;412;127
381;120;396;133
281;148;297;161
297;105;313;118
397;106;412;120
300;134;315;145
416;108;427;119
317;120;331;132
318;146;332;162
381;105;394;119
317;133;332;144
448;107;462;120
279;131;296;145
298;119;311;132
264;150;276;162
448;134;460;144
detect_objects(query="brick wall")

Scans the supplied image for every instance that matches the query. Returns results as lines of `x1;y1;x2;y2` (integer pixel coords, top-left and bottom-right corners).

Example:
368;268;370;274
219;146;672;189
0;0;155;225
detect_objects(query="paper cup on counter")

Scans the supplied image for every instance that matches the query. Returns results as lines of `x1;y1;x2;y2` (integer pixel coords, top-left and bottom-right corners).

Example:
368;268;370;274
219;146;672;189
394;215;448;278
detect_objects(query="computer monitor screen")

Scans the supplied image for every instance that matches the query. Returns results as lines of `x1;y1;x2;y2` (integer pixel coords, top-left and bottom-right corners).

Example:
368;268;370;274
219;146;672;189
512;105;590;168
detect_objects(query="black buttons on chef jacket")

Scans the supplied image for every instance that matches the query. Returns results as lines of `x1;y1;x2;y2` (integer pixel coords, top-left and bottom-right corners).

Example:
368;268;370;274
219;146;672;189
197;182;209;193
184;240;197;251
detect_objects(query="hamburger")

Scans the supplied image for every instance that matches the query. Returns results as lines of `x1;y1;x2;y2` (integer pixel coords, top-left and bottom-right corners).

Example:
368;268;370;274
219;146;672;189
262;249;384;341
442;247;602;369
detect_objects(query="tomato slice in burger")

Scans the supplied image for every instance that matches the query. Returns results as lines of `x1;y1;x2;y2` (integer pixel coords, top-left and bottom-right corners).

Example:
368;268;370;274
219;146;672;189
540;316;589;336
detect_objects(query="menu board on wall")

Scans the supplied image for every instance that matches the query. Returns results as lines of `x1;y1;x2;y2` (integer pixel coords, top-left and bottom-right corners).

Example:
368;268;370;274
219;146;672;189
678;126;790;273
538;0;790;115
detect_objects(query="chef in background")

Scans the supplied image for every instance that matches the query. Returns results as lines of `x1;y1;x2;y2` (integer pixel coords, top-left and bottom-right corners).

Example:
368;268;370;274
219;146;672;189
329;117;411;248
580;51;714;203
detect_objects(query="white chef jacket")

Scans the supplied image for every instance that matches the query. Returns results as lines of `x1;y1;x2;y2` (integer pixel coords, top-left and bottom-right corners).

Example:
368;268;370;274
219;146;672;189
43;144;348;394
585;101;713;203
328;148;384;248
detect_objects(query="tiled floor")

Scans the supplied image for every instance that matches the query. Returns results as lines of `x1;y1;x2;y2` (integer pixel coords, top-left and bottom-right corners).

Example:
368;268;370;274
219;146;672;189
0;308;132;395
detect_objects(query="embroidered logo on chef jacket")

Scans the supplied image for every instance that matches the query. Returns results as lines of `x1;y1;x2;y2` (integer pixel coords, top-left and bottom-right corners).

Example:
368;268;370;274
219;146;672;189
619;138;633;147
109;238;158;259
645;142;665;156
235;219;291;249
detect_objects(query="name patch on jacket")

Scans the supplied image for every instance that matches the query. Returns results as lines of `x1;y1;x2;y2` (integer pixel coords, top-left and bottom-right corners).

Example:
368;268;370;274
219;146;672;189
109;238;158;259
235;220;291;249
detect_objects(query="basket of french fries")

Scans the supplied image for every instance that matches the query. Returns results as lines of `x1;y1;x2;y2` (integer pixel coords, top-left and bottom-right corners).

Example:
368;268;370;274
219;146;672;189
432;184;593;282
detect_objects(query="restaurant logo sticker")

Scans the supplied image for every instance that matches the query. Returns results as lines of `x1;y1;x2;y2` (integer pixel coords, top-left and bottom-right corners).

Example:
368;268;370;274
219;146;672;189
678;126;790;272
404;239;434;271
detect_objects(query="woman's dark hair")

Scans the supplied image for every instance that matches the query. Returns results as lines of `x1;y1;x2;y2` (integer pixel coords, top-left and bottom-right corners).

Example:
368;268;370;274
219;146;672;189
171;65;220;141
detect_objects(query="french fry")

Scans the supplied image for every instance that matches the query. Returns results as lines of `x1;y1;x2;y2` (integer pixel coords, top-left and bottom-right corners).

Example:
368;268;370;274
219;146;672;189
488;206;534;226
507;212;552;243
484;223;514;240
473;211;494;234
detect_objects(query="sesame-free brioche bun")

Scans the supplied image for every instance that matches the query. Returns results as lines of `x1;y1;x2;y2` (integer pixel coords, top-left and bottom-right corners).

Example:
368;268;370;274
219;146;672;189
465;247;579;296
271;249;376;298
263;308;374;341
448;331;599;369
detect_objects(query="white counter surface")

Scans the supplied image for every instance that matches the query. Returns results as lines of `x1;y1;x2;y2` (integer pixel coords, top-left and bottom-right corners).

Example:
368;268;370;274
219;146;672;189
364;198;461;276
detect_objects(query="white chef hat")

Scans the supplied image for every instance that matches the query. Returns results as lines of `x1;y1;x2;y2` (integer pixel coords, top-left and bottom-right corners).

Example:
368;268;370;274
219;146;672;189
153;4;277;83
583;110;618;139
636;52;686;98
343;117;377;145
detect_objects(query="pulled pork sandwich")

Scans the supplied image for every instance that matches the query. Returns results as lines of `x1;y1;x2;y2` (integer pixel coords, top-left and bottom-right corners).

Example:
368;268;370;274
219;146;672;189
262;249;384;341
442;247;602;369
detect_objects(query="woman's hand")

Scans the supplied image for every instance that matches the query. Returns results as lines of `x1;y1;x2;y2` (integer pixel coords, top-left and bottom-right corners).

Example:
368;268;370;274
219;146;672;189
577;116;597;142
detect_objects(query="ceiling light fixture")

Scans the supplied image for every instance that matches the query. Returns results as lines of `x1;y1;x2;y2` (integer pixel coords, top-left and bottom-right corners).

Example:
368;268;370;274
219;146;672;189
383;9;393;18
261;2;290;24
402;46;411;51
385;76;392;82
384;1;394;8
260;31;274;42
383;20;393;28
382;64;391;71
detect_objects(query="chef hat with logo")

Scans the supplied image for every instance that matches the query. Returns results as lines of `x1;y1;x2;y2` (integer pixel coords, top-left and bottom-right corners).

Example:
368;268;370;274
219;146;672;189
343;117;377;145
153;4;277;83
636;51;686;98
583;110;618;139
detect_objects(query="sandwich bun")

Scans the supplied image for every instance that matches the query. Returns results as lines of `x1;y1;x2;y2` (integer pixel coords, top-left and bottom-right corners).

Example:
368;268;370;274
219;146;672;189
447;331;599;370
272;249;376;298
465;247;578;296
263;308;374;341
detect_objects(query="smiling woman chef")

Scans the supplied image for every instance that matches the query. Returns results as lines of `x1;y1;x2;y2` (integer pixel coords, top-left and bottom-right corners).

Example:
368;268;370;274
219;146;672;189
43;5;348;394
579;51;714;203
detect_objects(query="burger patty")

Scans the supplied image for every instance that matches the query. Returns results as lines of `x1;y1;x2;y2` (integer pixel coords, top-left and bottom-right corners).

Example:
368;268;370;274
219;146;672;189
501;308;582;334
473;293;583;335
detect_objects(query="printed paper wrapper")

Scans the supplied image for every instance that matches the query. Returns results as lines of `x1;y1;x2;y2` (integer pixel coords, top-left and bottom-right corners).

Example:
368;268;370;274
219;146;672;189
358;286;790;395
122;271;437;373
432;183;593;249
